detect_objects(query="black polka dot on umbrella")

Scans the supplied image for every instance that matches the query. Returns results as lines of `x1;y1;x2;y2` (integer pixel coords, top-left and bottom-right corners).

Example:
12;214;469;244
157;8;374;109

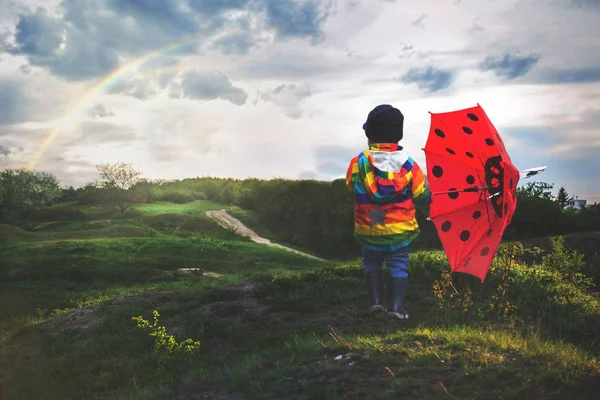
480;247;490;256
448;189;459;200
434;129;446;138
466;175;475;185
504;203;508;214
446;148;456;155
485;138;494;146
460;230;471;241
441;221;452;232
467;113;479;121
473;210;482;219
432;166;443;178
463;257;472;267
466;152;474;158
462;126;473;134
486;228;493;237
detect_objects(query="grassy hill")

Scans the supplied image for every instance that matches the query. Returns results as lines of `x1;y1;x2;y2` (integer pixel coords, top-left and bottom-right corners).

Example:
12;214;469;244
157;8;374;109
1;200;599;399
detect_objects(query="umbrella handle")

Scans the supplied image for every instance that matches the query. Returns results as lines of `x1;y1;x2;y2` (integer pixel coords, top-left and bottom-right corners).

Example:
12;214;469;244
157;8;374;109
432;186;491;195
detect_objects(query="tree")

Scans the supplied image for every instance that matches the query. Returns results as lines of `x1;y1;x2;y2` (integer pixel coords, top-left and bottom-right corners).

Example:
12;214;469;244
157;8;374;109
0;168;62;219
517;181;555;200
509;181;564;239
556;186;570;209
93;163;146;217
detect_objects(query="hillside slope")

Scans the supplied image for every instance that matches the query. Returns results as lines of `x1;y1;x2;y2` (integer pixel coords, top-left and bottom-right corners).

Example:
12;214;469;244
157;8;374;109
206;209;327;262
1;201;599;399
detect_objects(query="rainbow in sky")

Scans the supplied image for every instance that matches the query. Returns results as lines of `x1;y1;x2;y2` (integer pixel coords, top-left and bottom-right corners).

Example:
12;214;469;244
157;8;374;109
26;39;198;170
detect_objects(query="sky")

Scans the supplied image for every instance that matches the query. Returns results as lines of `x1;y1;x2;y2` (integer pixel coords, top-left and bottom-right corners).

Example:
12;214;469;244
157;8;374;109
0;0;599;203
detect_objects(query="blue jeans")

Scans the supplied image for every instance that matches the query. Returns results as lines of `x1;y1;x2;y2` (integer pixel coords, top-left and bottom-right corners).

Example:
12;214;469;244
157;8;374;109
362;246;410;279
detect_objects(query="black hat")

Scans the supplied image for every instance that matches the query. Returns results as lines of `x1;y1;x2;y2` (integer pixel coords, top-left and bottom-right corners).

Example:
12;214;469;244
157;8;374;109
362;104;404;143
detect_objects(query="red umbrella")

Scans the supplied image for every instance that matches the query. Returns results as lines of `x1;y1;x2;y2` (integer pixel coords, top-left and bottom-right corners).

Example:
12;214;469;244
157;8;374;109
423;104;520;282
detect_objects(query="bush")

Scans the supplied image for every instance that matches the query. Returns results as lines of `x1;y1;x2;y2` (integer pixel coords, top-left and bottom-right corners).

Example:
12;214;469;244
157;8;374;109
191;191;207;200
429;241;600;349
26;208;89;222
540;236;594;289
0;169;62;219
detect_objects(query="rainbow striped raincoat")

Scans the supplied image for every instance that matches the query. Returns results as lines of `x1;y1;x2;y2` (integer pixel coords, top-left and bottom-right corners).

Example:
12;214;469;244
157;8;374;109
346;143;432;252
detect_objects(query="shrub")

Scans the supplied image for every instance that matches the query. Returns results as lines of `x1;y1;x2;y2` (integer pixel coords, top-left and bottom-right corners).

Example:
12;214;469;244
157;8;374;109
132;310;201;384
0;169;62;219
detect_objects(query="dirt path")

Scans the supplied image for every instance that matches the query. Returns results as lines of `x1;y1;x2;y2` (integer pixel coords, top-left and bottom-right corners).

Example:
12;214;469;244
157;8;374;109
205;209;327;262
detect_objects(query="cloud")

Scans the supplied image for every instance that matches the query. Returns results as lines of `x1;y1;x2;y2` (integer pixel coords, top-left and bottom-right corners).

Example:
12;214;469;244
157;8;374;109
19;64;31;74
8;6;121;81
188;0;251;14
314;145;358;162
88;104;114;119
12;7;65;58
0;0;597;197
496;116;600;203
172;70;248;105
0;81;30;124
468;16;485;33
399;66;456;92
411;14;426;28
213;32;259;55
0;82;25;124
312;145;358;178
529;66;600;84
106;76;160;100
72;121;139;147
0;144;11;156
479;51;540;80
502;107;600;158
316;160;347;177
236;55;333;79
568;0;600;10
233;43;365;81
263;0;330;44
0;74;83;125
256;83;312;119
398;43;416;59
4;0;332;82
148;140;188;163
299;170;319;179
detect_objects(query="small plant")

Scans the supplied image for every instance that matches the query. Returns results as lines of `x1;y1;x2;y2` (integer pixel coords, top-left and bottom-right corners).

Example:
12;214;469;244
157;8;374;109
132;310;200;384
432;270;473;315
133;310;200;355
488;243;518;319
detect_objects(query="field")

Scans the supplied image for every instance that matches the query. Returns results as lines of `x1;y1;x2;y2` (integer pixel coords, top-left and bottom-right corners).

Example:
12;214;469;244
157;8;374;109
1;200;599;400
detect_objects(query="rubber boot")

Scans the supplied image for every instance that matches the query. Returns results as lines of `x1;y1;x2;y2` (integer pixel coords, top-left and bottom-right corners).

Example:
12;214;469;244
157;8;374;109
387;277;409;319
364;270;385;312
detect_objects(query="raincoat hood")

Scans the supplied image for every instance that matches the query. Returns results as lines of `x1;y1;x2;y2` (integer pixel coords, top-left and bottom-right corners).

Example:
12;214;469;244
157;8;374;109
362;143;413;202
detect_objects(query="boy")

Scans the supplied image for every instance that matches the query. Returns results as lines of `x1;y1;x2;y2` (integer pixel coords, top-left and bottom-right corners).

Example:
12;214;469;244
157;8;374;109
346;104;431;320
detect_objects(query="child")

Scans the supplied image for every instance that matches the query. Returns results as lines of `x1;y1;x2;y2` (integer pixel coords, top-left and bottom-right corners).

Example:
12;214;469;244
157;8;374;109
346;104;431;319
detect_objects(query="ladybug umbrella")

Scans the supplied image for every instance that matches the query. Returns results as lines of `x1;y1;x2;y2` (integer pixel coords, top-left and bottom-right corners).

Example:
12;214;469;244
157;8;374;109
423;104;521;282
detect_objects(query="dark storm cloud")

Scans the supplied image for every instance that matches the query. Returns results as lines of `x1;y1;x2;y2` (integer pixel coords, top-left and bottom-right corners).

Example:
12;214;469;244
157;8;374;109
4;0;332;82
399;66;456;92
479;51;540;79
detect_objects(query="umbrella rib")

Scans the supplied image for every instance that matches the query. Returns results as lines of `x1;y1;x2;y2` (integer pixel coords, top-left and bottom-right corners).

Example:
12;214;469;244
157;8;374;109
474;149;495;229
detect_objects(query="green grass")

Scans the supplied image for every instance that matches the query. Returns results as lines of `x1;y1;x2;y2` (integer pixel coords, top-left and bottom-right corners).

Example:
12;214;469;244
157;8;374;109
1;201;599;399
134;200;229;215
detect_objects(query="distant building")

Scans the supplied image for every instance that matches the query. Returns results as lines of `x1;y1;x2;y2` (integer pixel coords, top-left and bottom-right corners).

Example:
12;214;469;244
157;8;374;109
568;197;587;208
